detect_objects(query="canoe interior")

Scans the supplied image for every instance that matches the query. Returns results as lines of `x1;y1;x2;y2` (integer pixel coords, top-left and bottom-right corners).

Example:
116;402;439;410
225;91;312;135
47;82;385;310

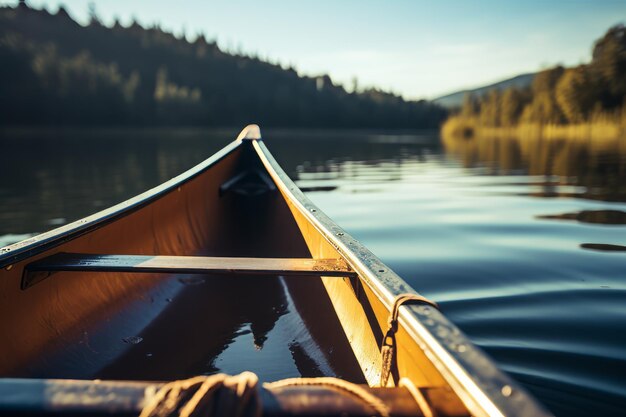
0;142;364;382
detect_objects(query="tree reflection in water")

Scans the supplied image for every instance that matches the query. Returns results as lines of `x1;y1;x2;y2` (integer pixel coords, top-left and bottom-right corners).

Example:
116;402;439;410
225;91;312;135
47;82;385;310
442;133;626;203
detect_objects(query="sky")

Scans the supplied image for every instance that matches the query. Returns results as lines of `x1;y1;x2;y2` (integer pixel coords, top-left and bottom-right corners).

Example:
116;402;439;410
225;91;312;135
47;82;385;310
4;0;626;100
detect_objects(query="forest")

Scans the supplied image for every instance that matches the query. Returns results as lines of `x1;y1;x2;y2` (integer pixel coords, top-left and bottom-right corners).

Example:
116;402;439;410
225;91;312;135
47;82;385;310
0;3;447;128
443;24;626;140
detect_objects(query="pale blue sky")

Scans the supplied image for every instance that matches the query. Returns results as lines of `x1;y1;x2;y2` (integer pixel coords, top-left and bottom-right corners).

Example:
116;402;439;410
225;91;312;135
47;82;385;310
4;0;625;99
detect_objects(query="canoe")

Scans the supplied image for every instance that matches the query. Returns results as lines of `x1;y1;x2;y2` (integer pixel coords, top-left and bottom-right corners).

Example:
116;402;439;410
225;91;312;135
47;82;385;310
0;125;551;417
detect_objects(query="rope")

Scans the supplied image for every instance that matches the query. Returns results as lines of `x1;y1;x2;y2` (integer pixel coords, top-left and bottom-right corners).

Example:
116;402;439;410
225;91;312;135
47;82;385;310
399;378;435;417
139;372;261;417
380;293;439;387
139;374;391;417
265;377;390;417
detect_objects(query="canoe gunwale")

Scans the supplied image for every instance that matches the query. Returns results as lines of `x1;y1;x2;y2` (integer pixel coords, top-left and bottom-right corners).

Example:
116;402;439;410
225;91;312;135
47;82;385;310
0;140;243;270
252;139;552;417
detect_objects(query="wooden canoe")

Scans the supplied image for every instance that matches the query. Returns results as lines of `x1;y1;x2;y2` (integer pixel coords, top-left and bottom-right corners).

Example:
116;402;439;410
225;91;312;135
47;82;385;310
0;125;552;417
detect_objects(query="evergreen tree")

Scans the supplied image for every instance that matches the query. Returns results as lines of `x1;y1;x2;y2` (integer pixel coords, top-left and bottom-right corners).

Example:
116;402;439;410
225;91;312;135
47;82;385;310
0;4;447;128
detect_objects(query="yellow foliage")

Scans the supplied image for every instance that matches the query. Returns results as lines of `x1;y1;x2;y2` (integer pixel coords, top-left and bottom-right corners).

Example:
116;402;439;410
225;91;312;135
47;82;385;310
442;114;625;145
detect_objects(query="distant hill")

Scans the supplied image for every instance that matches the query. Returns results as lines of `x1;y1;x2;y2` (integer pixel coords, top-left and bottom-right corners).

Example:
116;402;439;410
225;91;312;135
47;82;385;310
0;4;447;128
433;73;535;109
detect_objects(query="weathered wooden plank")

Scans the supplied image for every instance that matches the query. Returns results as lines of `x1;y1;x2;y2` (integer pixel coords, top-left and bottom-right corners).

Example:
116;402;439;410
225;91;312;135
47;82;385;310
23;253;356;289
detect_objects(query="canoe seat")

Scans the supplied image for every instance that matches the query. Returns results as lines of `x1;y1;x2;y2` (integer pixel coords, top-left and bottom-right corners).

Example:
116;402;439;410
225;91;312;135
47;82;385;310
219;169;276;197
22;253;357;289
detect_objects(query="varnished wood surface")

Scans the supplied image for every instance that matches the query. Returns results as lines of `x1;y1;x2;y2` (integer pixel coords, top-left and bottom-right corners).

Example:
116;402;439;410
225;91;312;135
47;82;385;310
23;253;356;288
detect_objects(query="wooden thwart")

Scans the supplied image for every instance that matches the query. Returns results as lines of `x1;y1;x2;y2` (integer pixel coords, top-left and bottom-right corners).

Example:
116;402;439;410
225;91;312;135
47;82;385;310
22;253;357;289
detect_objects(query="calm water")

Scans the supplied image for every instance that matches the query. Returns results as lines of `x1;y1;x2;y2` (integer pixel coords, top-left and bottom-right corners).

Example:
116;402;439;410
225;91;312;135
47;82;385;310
1;128;626;417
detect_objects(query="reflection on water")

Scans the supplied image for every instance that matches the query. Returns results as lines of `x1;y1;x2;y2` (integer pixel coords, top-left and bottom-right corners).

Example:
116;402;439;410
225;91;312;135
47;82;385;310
1;128;626;417
442;134;626;202
537;209;626;225
0;128;236;237
274;131;626;417
580;243;626;252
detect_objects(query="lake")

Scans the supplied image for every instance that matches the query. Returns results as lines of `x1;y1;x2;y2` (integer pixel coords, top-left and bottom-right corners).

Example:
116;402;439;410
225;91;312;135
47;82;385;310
1;127;625;417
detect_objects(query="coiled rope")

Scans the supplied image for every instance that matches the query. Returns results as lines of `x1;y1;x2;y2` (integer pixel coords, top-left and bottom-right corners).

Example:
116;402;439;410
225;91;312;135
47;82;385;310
140;373;390;417
139;372;261;417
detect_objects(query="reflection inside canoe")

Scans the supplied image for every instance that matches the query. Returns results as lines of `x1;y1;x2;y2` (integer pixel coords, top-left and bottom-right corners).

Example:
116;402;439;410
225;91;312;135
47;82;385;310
35;271;365;382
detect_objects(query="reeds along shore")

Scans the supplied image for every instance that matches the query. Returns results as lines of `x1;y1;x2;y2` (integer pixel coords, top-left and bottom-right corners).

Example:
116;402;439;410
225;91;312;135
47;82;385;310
441;115;626;145
441;113;626;146
441;117;626;169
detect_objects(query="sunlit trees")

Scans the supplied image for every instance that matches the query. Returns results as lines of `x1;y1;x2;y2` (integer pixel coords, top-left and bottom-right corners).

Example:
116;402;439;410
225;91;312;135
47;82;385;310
479;90;501;126
444;25;626;139
531;66;565;96
500;88;528;126
460;93;479;117
590;24;626;108
555;66;596;123
519;66;565;124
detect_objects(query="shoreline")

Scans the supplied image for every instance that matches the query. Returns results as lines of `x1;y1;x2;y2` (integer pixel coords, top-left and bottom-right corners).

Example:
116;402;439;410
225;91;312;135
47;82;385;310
441;115;626;143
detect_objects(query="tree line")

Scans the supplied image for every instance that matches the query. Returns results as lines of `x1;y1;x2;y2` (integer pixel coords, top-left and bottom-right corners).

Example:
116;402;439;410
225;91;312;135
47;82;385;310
456;24;626;128
0;3;447;128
